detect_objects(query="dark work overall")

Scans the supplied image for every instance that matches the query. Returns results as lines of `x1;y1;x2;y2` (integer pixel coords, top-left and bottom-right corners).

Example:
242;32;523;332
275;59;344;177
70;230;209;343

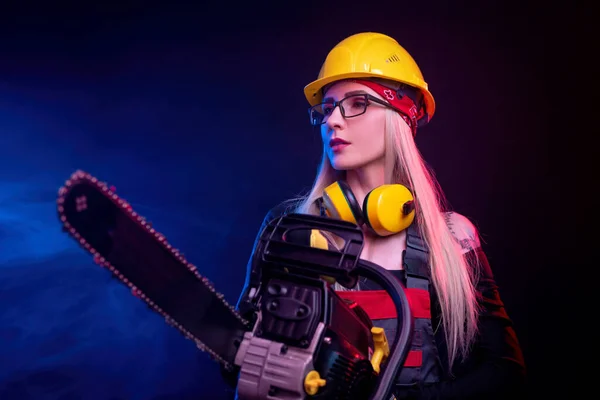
335;223;443;397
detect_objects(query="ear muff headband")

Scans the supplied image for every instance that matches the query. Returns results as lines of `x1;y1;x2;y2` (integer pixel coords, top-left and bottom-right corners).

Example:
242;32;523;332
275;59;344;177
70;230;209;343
363;184;415;236
323;181;363;225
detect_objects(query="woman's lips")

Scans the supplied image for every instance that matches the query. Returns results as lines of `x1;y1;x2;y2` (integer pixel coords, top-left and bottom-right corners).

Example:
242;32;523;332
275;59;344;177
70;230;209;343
330;138;350;152
331;143;350;152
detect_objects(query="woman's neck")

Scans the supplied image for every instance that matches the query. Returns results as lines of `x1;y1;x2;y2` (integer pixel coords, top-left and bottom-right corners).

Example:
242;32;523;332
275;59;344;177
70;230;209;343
344;163;386;207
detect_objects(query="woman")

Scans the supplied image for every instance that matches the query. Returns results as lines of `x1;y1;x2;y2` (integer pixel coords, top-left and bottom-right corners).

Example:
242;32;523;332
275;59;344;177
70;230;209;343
236;32;526;399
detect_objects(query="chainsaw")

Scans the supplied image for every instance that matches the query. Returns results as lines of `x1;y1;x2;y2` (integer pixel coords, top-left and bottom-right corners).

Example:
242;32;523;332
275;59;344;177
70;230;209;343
56;170;413;400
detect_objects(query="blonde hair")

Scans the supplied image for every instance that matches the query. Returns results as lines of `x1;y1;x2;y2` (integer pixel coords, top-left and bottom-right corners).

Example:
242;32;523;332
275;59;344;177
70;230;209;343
285;95;481;367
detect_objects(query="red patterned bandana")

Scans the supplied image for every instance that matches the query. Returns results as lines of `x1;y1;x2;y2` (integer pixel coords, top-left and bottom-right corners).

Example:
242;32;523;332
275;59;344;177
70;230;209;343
351;79;421;136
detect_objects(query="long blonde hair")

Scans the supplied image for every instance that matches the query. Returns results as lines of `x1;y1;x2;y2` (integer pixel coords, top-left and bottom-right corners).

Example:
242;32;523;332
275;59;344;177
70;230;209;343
285;99;481;368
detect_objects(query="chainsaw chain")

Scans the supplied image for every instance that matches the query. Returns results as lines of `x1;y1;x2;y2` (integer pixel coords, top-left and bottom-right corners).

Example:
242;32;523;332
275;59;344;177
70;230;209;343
56;170;248;370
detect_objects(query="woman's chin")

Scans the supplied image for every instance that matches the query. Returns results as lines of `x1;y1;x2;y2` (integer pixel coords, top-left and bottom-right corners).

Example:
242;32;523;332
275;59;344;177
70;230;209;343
331;160;350;171
331;157;359;171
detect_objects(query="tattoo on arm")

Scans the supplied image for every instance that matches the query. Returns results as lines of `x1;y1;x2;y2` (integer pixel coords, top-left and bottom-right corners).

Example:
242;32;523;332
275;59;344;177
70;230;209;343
459;237;475;251
444;212;455;236
444;212;480;252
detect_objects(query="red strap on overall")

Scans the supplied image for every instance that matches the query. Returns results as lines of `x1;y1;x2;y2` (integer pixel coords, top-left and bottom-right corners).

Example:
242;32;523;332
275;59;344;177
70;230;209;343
335;288;431;367
335;288;431;319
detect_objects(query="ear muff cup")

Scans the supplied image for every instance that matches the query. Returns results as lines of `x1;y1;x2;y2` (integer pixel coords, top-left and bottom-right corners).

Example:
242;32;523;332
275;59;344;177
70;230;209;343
323;181;415;236
322;181;365;226
362;184;415;236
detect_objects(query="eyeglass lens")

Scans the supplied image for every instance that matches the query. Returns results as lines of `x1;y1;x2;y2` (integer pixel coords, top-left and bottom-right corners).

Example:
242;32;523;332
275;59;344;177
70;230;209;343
309;94;369;126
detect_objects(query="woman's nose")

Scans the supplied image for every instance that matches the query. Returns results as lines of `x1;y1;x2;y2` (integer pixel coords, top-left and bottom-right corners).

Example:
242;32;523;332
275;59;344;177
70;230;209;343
325;104;344;129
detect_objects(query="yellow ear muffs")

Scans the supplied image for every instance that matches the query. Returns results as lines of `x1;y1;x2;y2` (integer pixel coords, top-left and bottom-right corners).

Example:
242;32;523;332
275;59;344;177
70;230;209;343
362;184;416;236
322;181;365;226
322;181;416;237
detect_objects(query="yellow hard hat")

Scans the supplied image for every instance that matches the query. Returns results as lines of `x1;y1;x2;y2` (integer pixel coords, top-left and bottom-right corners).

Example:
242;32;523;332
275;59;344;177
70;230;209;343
304;32;435;125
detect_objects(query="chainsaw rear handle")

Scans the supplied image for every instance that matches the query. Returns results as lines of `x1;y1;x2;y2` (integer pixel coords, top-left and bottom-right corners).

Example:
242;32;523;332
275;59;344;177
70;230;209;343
356;258;413;400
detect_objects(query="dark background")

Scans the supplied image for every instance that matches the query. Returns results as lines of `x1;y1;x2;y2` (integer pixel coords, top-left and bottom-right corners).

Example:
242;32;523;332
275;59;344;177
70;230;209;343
0;1;583;399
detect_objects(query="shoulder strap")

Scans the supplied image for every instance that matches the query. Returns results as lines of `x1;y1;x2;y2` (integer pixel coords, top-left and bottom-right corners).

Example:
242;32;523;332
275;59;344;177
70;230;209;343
403;222;431;290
